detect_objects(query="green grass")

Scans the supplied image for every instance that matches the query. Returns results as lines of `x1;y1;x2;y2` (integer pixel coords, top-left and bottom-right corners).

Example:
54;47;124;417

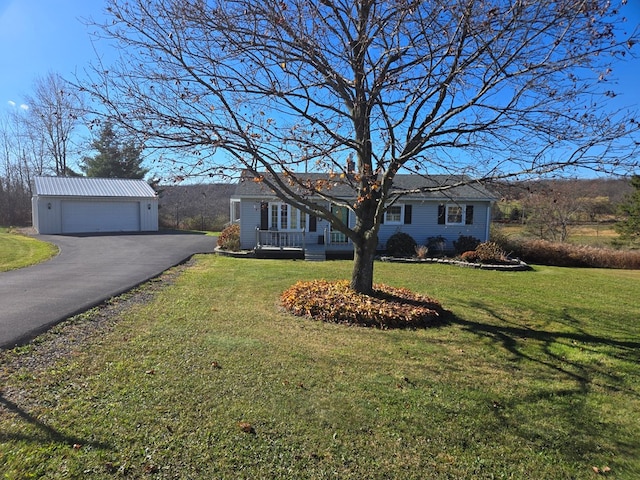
0;228;58;271
1;257;639;478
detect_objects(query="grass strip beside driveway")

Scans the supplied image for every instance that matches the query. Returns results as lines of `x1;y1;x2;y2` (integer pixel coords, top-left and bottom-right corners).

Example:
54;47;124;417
0;256;638;478
0;229;58;272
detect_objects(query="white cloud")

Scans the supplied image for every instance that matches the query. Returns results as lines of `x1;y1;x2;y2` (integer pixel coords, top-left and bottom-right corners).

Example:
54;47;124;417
6;100;29;111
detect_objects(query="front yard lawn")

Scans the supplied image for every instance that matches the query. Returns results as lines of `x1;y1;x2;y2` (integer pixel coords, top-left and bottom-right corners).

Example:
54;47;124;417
0;257;638;478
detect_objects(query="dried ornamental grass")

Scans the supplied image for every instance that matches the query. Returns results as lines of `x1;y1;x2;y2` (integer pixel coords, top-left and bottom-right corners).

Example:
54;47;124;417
281;280;446;329
513;239;640;269
474;241;508;263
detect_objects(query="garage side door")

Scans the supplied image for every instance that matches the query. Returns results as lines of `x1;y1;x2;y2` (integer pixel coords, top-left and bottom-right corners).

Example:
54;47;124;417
61;200;140;233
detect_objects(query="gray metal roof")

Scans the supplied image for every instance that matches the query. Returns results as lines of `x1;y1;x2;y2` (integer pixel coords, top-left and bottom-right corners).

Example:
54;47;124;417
234;173;497;202
33;176;157;198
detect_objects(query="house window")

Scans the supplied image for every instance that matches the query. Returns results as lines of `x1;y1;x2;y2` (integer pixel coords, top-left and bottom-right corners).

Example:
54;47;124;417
269;202;304;231
230;199;241;223
280;204;289;230
438;204;474;225
447;205;464;225
383;204;412;225
385;205;403;224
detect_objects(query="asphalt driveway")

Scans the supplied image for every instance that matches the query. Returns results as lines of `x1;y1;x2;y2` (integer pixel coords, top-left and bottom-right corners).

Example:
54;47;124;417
0;232;215;349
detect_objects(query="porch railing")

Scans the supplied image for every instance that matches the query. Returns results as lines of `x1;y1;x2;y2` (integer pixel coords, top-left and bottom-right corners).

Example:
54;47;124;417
256;228;305;249
255;228;352;249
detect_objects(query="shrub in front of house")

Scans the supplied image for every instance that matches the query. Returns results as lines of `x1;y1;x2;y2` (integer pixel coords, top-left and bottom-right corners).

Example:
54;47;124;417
453;235;481;254
489;229;524;258
426;235;447;256
281;280;445;329
217;224;241;251
386;232;417;257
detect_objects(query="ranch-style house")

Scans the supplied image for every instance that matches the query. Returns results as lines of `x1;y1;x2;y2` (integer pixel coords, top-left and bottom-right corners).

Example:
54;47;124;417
231;172;497;261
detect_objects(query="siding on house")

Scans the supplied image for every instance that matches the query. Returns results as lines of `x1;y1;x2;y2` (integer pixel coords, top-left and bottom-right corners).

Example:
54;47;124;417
232;173;496;252
236;198;491;251
377;201;490;249
238;200;262;249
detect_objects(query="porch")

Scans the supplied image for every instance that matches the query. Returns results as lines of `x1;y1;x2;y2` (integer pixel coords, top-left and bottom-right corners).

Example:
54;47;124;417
254;228;352;261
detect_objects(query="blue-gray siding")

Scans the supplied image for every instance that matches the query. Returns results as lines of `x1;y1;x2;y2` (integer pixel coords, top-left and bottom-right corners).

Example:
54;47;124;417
238;199;491;251
377;201;490;250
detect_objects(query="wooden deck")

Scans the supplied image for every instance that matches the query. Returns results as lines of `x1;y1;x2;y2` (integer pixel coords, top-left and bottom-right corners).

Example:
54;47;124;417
254;228;351;261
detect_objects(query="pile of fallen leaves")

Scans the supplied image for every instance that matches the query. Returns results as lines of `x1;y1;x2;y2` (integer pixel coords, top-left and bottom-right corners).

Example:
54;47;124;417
280;280;446;329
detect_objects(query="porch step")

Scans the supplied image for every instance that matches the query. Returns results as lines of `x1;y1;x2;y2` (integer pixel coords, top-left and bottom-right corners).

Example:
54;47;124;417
304;245;326;262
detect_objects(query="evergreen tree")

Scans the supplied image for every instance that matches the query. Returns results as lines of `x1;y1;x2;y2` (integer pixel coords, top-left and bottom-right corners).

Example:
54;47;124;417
81;122;148;179
615;175;640;243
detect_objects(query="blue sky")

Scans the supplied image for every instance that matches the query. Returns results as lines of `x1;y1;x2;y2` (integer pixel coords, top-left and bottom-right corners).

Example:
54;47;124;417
0;0;111;108
1;1;639;145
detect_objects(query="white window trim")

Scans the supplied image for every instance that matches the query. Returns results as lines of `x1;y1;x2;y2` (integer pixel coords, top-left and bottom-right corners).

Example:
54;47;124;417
446;204;465;225
230;199;241;223
268;202;305;231
384;204;404;225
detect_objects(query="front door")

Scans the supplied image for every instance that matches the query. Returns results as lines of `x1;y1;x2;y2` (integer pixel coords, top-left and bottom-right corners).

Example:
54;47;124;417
331;205;349;244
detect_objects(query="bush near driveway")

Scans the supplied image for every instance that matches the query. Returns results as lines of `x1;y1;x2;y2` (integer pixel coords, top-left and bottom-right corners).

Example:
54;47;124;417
217;223;241;251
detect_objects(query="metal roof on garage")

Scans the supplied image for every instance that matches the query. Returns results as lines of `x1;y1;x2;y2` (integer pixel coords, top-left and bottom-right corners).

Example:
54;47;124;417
33;176;157;198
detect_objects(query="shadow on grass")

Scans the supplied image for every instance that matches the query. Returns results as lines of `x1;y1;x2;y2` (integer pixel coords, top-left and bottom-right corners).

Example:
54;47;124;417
446;302;640;469
0;393;112;450
448;300;640;395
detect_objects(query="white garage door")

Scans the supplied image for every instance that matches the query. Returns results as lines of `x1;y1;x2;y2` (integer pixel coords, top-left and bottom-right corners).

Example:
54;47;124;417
61;200;140;233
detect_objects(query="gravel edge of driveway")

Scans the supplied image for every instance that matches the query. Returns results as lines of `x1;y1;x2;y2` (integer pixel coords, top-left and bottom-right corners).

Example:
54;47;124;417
0;259;191;380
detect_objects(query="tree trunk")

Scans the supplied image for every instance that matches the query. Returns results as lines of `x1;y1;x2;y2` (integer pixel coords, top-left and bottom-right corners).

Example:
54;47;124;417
350;230;378;295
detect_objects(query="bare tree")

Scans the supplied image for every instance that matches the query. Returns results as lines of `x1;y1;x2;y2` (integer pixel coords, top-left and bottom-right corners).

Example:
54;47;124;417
522;181;587;242
25;72;85;176
83;0;639;293
0;109;33;225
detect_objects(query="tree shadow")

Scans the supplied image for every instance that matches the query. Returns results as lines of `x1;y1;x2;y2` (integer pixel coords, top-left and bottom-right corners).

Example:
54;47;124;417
446;302;640;468
0;393;112;450
448;300;640;396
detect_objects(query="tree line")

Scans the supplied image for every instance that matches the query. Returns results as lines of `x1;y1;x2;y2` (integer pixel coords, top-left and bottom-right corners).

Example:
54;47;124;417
0;73;148;226
493;177;640;245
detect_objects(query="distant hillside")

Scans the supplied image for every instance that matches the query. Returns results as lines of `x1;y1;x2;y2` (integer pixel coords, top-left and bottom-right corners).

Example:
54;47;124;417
156;183;236;231
490;177;634;226
154;177;634;231
490;178;632;204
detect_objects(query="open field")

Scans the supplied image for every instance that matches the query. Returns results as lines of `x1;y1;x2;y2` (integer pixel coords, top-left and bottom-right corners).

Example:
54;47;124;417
493;222;627;248
0;228;58;272
568;224;627;247
1;256;638;478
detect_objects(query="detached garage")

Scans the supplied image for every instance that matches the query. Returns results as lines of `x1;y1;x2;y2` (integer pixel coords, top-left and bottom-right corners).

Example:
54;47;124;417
32;176;158;234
